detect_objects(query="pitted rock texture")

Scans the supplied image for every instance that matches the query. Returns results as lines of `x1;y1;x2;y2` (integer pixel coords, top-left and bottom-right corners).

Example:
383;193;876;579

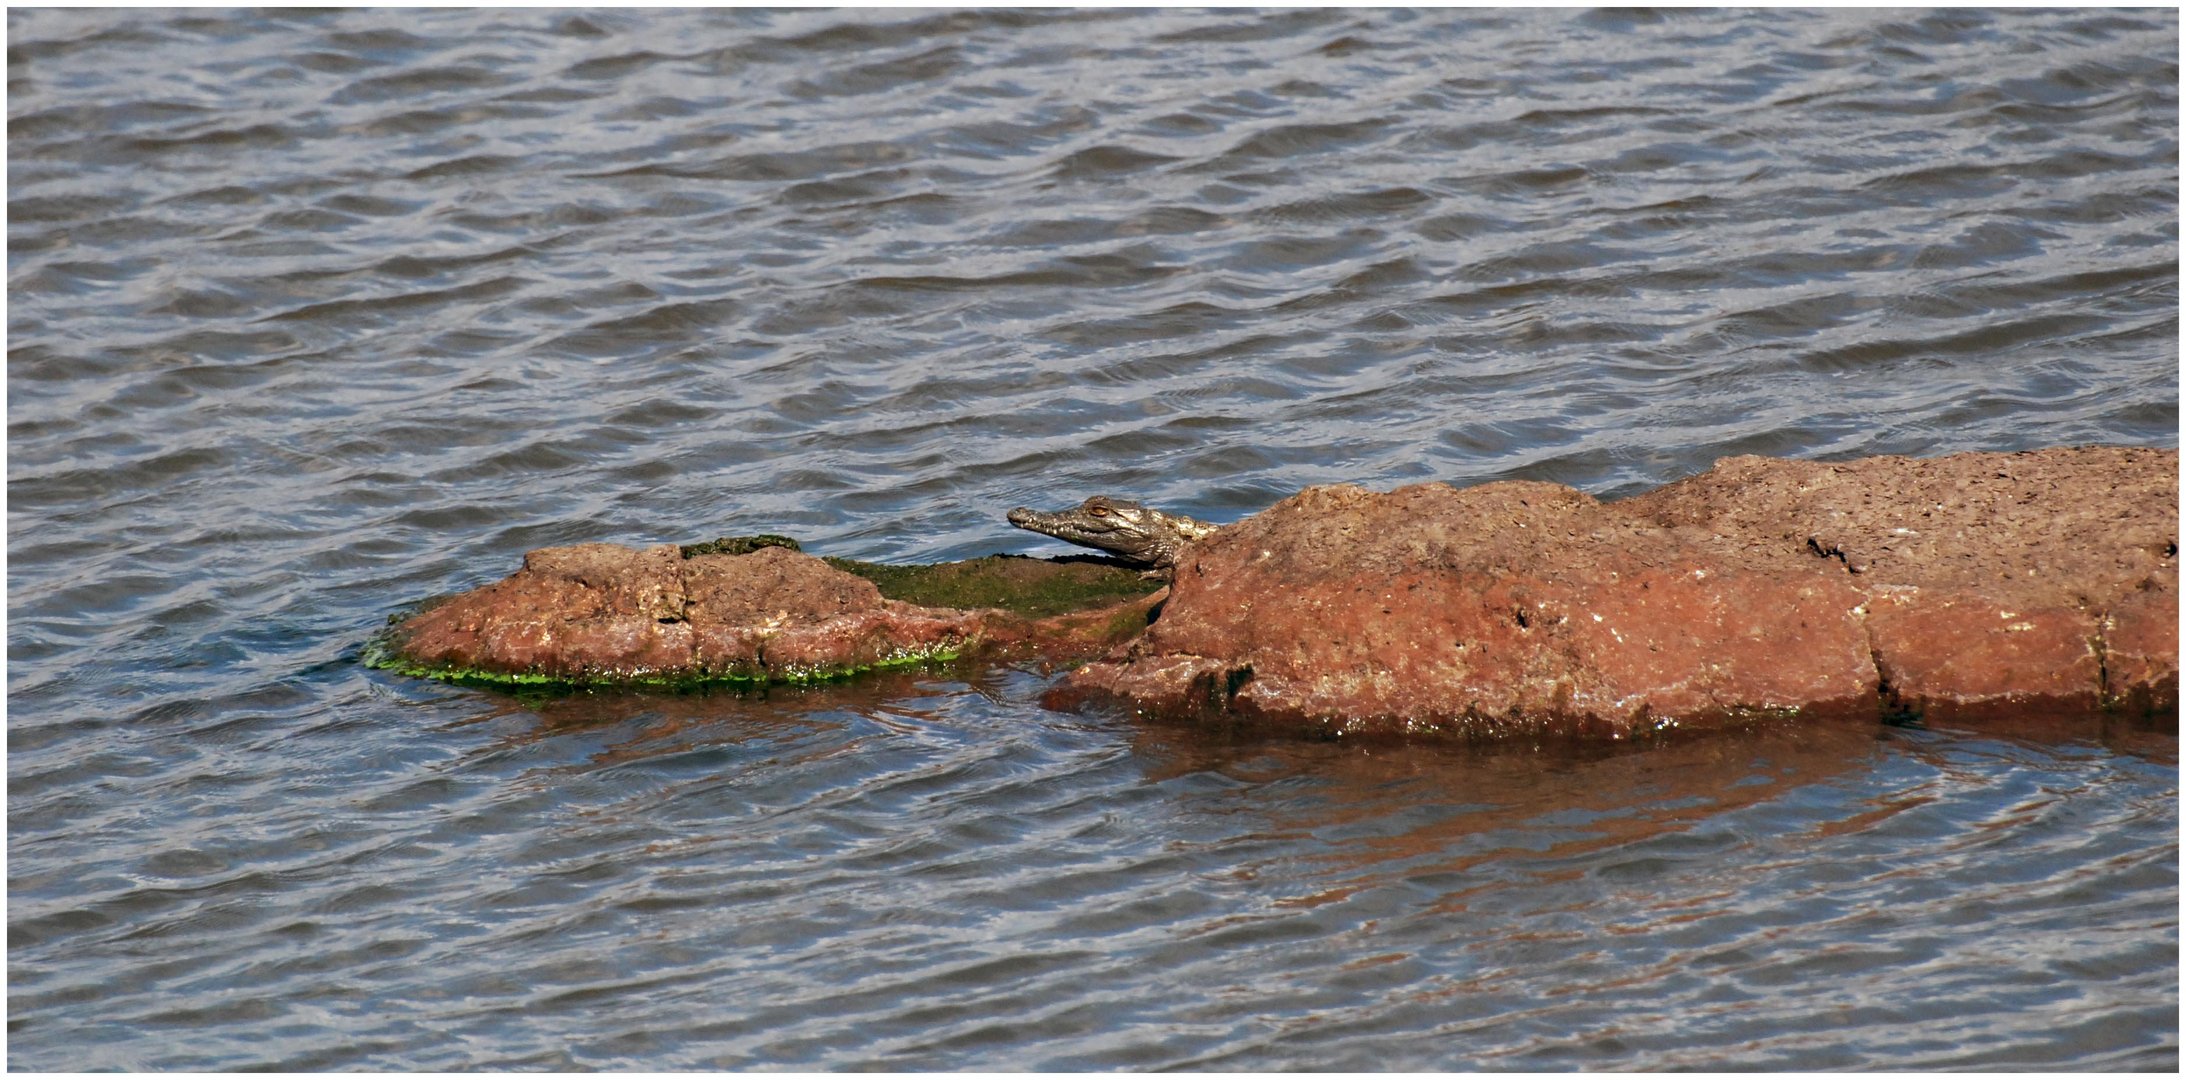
1049;447;2177;738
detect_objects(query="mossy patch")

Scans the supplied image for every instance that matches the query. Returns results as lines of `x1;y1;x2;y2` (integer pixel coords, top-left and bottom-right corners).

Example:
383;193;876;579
823;554;1156;618
680;533;802;558
360;627;964;693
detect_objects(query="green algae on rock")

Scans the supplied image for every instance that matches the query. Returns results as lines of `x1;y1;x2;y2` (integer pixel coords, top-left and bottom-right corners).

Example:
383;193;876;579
679;533;802;558
361;624;967;692
824;554;1153;618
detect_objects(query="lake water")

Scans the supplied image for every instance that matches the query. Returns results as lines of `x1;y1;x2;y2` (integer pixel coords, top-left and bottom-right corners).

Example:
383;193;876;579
7;7;2178;1069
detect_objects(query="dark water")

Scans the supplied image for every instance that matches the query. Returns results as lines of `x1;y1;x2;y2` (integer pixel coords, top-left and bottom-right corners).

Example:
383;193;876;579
8;7;2178;1070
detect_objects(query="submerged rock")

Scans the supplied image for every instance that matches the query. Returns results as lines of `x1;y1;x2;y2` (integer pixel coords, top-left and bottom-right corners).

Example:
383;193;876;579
370;542;1159;689
1048;447;2178;738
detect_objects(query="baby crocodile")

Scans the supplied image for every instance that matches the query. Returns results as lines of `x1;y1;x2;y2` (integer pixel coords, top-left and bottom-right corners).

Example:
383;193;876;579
1007;496;1220;574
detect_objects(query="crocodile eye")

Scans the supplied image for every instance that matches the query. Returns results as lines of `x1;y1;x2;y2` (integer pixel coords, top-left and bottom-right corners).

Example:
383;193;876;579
1089;506;1109;517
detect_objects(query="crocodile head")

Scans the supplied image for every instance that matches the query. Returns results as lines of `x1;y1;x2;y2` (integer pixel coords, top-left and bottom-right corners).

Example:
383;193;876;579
1007;496;1216;570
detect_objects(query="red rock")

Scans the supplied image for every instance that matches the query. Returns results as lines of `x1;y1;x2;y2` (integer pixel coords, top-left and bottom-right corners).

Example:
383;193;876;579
522;542;687;621
2106;581;2181;717
1625;446;2176;717
385;543;984;684
377;542;1158;687
1053;447;2178;737
1053;481;1881;738
682;545;882;624
1863;591;2102;714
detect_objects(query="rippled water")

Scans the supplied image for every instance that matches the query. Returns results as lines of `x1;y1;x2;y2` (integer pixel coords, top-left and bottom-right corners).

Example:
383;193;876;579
8;7;2178;1070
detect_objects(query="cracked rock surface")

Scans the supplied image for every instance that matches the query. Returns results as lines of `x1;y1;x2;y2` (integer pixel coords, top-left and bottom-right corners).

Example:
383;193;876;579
1049;447;2177;738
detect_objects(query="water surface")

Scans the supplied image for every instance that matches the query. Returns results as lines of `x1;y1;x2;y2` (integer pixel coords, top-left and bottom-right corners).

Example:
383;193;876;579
8;7;2177;1069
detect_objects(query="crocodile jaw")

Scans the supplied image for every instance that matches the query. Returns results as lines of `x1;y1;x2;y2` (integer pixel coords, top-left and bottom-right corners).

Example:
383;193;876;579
1007;504;1168;567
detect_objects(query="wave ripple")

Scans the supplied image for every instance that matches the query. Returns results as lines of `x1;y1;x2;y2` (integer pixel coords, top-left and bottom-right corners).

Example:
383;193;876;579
7;7;2177;1071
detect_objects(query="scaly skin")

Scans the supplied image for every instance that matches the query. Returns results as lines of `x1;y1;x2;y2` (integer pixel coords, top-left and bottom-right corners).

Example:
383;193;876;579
1007;496;1220;574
